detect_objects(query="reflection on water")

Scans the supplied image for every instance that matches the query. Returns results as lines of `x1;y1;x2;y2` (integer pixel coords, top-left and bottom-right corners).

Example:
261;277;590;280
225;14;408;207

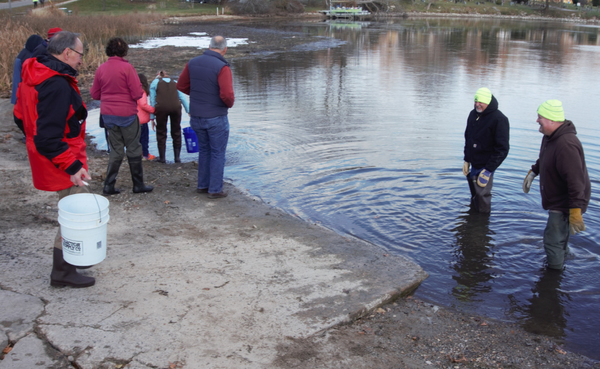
451;211;495;304
91;17;600;358
509;268;568;339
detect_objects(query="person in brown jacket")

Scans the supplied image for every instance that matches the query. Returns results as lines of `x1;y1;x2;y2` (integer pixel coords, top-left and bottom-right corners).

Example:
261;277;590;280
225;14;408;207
149;70;190;163
523;100;591;270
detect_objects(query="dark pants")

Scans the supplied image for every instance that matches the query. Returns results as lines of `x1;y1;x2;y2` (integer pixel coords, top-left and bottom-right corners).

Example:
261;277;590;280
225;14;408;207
155;109;182;156
467;171;493;213
544;211;570;270
99;115;110;153
140;123;150;157
107;117;143;162
104;129;111;153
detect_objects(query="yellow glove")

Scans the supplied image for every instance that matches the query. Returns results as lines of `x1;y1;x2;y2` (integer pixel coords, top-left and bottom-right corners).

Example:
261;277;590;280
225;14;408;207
462;161;470;176
569;208;585;235
476;169;491;187
523;170;537;194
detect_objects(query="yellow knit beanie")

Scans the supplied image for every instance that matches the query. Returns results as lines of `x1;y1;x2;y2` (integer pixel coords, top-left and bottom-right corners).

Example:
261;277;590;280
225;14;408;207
537;100;565;122
474;88;492;105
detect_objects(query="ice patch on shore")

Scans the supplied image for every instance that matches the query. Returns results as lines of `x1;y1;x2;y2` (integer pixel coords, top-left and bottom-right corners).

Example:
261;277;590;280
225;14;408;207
130;32;250;49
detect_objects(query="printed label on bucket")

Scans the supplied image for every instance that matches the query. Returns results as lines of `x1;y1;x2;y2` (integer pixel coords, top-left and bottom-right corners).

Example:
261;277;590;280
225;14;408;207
62;237;84;256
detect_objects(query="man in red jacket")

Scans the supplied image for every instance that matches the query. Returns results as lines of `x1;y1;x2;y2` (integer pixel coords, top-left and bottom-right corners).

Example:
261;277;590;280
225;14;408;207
523;100;591;270
14;31;95;288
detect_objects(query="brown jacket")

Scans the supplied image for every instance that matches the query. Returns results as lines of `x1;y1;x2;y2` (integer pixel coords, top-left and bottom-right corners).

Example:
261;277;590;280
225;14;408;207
532;120;591;213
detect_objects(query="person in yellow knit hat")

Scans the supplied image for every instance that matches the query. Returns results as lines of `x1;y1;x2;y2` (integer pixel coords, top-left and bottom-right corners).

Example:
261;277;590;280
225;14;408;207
463;87;510;213
523;100;591;270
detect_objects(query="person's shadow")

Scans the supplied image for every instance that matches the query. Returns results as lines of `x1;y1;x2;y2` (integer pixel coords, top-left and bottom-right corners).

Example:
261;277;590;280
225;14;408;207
450;210;495;302
520;268;567;338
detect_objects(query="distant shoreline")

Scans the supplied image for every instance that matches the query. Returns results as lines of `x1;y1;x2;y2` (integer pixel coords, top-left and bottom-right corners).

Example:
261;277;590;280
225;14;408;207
180;10;600;25
402;10;600;23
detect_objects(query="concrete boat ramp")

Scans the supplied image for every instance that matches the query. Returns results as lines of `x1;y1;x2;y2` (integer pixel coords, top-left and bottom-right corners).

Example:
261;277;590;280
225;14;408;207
0;100;427;369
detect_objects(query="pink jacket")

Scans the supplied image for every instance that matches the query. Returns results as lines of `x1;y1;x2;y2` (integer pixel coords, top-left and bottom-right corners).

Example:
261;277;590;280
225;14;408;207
90;56;143;117
137;92;154;124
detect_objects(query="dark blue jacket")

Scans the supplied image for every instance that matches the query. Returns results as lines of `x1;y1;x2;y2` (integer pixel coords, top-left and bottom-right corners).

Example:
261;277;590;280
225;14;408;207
11;35;44;104
463;95;510;173
188;50;229;118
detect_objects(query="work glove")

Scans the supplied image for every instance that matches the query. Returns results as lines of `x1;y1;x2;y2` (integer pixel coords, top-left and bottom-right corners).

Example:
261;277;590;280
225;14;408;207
462;161;470;177
569;208;585;235
476;169;491;188
522;170;537;194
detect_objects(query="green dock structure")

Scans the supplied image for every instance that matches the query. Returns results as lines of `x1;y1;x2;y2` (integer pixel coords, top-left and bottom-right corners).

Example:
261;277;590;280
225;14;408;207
319;7;372;19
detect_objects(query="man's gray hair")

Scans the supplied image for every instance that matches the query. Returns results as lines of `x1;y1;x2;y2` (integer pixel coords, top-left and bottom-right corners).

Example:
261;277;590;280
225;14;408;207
210;36;227;50
47;31;80;55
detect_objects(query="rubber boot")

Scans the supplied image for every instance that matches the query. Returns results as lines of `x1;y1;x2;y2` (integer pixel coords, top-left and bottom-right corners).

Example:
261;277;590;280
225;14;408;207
129;156;154;193
174;145;181;163
156;134;166;163
103;158;122;196
156;147;166;163
50;248;95;288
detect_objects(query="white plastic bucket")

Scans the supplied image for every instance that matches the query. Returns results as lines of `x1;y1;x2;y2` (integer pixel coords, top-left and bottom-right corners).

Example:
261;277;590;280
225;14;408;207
57;193;109;266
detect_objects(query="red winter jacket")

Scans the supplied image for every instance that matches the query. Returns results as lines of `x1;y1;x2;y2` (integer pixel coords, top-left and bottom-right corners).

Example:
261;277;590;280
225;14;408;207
13;54;88;192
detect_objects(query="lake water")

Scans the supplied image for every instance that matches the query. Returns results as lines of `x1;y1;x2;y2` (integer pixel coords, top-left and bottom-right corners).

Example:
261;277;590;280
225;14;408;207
88;17;600;359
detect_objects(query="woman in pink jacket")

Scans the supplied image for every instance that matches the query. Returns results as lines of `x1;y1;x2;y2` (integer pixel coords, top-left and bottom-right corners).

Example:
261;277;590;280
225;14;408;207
137;74;155;161
90;37;153;195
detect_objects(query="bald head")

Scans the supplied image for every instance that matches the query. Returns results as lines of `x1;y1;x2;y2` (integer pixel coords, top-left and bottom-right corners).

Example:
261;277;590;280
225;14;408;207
209;36;227;55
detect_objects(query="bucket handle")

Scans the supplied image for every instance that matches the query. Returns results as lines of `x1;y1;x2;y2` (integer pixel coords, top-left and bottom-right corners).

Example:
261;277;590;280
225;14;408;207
92;193;102;221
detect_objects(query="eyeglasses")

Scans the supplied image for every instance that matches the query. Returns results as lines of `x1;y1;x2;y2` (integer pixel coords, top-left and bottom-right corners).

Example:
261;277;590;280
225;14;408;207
69;48;84;58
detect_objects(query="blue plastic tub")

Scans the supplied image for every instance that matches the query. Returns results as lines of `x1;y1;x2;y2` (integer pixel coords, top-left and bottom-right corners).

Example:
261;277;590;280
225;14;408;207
183;127;199;153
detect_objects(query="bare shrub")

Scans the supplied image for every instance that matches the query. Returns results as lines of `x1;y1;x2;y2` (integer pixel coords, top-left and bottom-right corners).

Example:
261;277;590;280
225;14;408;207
301;0;326;6
0;19;35;96
277;0;305;13
229;0;275;14
229;0;305;14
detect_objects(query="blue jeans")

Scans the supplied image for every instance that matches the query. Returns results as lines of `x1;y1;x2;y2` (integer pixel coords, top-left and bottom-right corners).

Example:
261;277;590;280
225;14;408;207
190;115;229;194
140;123;149;157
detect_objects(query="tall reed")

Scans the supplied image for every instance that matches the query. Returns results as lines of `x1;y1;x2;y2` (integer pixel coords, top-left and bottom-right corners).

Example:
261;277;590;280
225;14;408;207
1;9;162;97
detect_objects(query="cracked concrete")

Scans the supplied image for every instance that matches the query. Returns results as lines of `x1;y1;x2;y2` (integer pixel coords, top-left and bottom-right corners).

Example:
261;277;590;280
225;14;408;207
0;97;427;368
0;290;67;368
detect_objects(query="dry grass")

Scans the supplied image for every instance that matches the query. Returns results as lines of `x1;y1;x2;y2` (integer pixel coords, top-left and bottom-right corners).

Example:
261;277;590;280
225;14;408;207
1;8;163;97
0;20;33;96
